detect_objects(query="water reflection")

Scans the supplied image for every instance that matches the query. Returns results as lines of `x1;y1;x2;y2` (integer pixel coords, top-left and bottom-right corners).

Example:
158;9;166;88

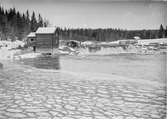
19;56;60;70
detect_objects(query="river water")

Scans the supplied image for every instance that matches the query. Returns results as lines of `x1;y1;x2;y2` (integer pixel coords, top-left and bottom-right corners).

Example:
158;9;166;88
60;53;166;84
0;53;166;85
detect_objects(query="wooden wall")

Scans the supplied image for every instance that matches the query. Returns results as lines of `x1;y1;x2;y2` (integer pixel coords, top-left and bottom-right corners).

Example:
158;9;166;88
36;32;59;54
52;32;59;50
27;37;35;47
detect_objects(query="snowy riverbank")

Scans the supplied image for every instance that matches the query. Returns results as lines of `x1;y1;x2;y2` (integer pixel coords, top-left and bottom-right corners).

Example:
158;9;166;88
0;40;41;60
0;38;167;61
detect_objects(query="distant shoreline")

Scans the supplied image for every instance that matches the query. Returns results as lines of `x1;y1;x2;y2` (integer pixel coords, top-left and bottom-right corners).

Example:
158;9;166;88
0;38;167;61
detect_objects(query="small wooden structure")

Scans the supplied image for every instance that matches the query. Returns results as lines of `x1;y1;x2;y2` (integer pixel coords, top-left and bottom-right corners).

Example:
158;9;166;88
27;32;36;46
27;27;59;54
27;32;36;51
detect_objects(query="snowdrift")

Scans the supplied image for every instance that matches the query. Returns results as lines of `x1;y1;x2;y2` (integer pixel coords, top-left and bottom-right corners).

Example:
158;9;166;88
13;53;42;59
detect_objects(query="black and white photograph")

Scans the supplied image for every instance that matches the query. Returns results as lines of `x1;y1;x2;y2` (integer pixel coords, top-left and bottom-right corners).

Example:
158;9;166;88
0;0;167;119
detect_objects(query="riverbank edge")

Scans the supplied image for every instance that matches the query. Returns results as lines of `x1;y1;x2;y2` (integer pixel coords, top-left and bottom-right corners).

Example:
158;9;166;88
1;59;165;89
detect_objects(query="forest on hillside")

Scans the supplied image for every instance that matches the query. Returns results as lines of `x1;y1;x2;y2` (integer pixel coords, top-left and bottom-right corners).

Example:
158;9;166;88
0;6;50;41
59;25;167;42
0;6;167;42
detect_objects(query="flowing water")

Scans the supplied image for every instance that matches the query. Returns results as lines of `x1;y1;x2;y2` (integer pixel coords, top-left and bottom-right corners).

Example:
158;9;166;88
0;53;166;85
60;53;166;84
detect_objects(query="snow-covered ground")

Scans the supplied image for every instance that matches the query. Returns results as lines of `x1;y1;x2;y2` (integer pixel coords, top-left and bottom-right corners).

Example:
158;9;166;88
108;38;167;45
0;47;20;60
0;38;166;60
0;40;41;60
0;40;20;60
13;53;42;59
78;38;167;55
137;38;167;45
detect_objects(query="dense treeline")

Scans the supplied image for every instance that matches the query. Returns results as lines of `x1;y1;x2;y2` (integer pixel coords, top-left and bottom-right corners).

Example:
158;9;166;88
0;6;49;41
0;6;167;42
59;24;167;42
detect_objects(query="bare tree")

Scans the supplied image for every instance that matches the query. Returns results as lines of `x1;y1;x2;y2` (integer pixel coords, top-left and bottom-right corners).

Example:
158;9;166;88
43;19;52;27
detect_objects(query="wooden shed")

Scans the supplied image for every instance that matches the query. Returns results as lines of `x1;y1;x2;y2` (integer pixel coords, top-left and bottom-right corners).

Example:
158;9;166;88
27;32;36;51
27;32;36;47
35;27;59;54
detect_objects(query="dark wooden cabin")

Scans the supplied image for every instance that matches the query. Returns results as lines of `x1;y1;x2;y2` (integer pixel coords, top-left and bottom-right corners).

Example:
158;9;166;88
27;32;36;45
27;27;59;54
27;32;36;51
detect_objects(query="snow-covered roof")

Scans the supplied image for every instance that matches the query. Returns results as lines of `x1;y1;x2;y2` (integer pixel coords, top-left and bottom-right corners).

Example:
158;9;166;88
134;36;141;40
36;27;56;34
27;32;36;37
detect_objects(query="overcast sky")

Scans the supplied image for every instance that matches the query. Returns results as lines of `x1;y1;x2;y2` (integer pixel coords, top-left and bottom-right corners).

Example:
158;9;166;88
0;0;167;30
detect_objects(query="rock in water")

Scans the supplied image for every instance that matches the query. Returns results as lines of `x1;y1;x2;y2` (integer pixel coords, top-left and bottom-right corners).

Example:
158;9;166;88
0;62;3;68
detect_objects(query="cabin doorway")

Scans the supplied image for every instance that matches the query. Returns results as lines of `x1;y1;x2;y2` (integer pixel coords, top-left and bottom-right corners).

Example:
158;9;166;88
33;46;36;52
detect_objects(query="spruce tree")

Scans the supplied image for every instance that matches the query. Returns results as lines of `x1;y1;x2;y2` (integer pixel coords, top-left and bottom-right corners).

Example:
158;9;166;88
38;14;43;27
16;11;23;40
25;10;31;34
31;11;38;32
158;24;164;38
165;26;167;38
